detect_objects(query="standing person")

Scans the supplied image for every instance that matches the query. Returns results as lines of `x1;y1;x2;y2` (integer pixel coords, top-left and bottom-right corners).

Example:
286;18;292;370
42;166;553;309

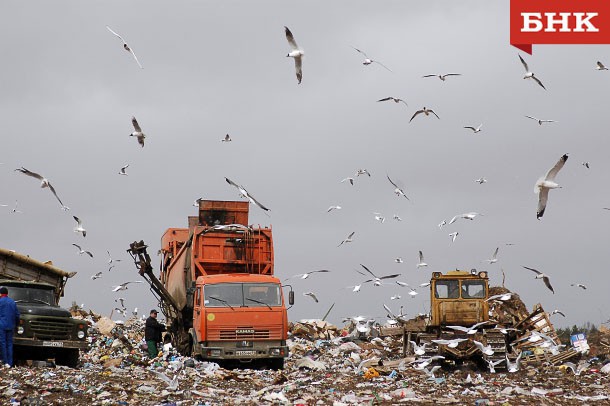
0;287;20;367
145;309;165;360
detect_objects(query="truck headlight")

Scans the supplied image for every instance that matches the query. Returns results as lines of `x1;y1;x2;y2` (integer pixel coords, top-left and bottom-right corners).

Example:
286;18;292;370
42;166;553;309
17;326;24;335
270;348;282;356
77;330;85;339
207;349;221;357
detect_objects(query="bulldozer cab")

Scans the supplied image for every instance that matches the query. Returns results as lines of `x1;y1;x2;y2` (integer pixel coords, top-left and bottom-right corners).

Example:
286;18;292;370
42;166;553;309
430;270;490;327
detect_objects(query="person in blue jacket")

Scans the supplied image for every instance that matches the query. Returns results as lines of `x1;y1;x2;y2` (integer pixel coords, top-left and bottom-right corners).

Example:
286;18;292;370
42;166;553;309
0;286;20;367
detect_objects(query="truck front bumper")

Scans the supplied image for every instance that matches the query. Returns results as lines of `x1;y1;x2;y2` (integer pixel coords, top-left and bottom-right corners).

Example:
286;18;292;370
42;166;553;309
14;337;89;350
200;341;288;360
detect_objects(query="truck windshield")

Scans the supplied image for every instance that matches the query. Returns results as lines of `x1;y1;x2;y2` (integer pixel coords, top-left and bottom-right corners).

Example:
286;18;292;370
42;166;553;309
435;280;459;299
461;280;486;299
204;283;281;308
8;286;55;306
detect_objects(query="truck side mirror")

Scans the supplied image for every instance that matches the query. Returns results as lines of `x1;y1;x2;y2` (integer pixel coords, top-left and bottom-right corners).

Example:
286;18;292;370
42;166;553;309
288;290;294;306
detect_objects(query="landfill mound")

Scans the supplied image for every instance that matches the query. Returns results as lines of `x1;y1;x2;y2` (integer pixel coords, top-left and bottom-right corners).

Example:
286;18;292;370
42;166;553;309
488;286;529;325
0;312;609;405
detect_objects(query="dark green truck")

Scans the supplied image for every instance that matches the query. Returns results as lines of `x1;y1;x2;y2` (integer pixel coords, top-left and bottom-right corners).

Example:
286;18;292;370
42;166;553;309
0;248;88;367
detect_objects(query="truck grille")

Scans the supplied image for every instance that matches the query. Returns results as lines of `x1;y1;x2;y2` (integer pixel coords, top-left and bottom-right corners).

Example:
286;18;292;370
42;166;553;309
208;325;282;340
30;319;72;340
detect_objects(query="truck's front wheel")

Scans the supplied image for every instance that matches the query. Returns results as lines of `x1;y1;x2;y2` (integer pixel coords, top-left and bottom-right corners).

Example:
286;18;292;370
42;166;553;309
56;349;80;368
268;358;284;370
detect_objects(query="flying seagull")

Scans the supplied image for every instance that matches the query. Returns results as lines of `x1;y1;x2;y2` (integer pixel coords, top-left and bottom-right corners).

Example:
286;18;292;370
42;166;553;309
355;169;371;177
386;174;410;200
570;283;587;290
284;26;304;84
377;97;407;107
463;124;483;133
10;200;22;214
221;134;232;142
106;26;143;69
130;116;146;147
373;212;385;223
422;73;461;81
72;244;93;258
473;340;494;356
446;321;489;335
416;251;428;268
112;281;144;292
15;167;69;210
550;309;566;317
341;177;354;186
535;154;568;220
596;61;608;70
118;164;129;176
91;272;103;280
359;263;400;286
523;266;554;294
449;232;459;242
107;250;121;265
518;54;546;89
327;205;342;213
485;247;499;264
475;177;487;184
285;270;330;280
410;107;440;123
582;162;590;169
351;47;392;72
225;177;270;212
486;292;512;302
303;292;319;303
525;115;556;125
73;216;87;237
337;231;355;247
449;212;483;224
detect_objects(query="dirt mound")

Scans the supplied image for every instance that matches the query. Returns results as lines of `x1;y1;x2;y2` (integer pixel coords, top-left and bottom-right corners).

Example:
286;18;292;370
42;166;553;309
488;286;530;325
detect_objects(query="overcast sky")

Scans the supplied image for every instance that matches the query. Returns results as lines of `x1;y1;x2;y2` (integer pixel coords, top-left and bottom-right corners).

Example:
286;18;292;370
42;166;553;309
0;1;608;329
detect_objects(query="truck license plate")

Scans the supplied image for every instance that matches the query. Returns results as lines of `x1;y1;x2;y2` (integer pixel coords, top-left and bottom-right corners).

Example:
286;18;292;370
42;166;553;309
235;350;256;356
42;341;64;347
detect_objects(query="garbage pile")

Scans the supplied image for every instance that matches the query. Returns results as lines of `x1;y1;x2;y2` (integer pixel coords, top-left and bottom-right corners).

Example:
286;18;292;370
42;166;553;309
0;308;608;405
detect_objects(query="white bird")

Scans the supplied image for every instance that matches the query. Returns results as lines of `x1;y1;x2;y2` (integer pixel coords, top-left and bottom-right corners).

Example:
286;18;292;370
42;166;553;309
225;177;270;212
394;257;403;264
72;243;93;258
285;270;330;280
571;283;587;290
506;352;523;373
114;307;127;317
355;169;371;177
422;365;442;379
596;61;608;70
327;205;342;212
118;164;129;176
431;338;467;348
106;26;143;69
15;167;69;210
463;124;483;133
486;292;512;302
107;250;122;265
373;212;385;223
392;214;402;221
518;54;546;89
112;281;144;292
422;73;461;81
416;251;428;268
130;116;146;148
472;340;494;356
446;321;489;335
419;282;431;288
485;247;499;264
341;177;354;186
582;162;590;169
410;107;440;123
563;361;590;376
359;264;400;286
91;272;103;280
550;309;566;317
523;266;554;294
387;175;410;200
438;220;447;228
347;284;362;293
449;232;459;242
475;177;487;184
411;355;445;370
525;115;556;125
221;134;232;142
337;231;355;247
284;26;304;84
303;292;319;303
115;297;126;309
535;154;568;220
351;47;392;71
390;294;401;300
409;341;428;356
192;197;204;207
449;212;483;224
152;371;180;390
132;307;138;316
377;97;407;107
408;288;418;298
73;216;87;237
486;359;504;373
10;200;22;214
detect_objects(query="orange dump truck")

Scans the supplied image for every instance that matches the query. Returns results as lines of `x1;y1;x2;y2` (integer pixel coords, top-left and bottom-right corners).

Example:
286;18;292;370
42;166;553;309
129;200;293;369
